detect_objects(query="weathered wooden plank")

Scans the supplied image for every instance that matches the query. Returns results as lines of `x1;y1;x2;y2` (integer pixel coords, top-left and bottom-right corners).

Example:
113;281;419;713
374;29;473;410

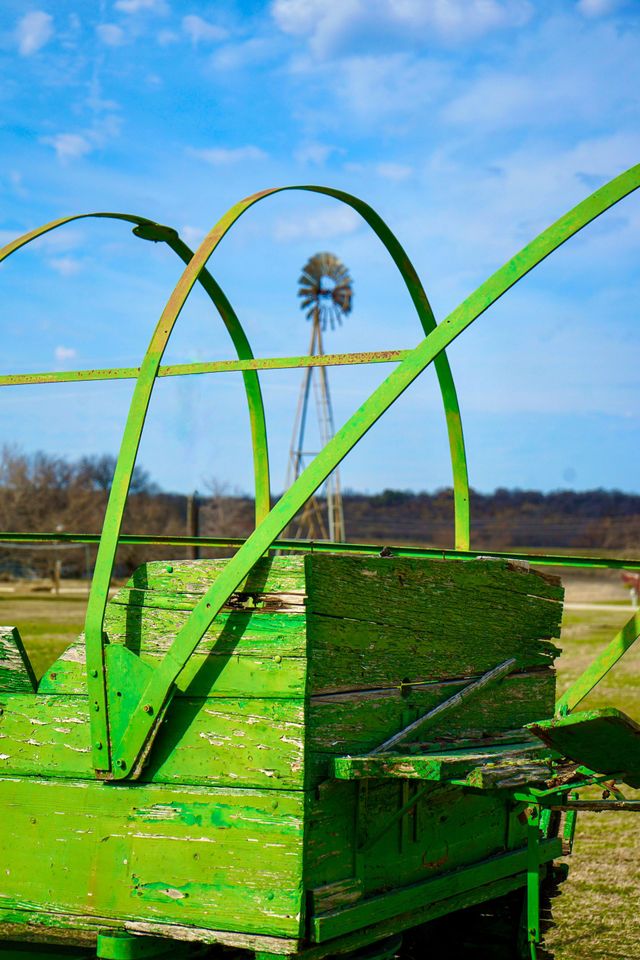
308;613;560;693
0;777;305;938
529;707;640;788
126;556;306;598
312;838;562;941
0;915;298;957
305;556;563;634
309;878;364;915
111;586;305;615
0;694;306;789
303;776;531;899
0;627;37;693
331;742;550;783
309;671;556;779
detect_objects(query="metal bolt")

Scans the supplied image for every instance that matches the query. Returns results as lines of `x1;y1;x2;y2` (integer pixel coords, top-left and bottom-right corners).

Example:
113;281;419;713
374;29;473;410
143;704;153;715
95;741;103;750
49;672;57;680
274;655;282;664
166;565;173;573
116;759;126;770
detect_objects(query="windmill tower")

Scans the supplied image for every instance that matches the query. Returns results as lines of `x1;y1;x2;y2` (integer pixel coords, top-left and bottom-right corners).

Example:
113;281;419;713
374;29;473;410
287;252;353;541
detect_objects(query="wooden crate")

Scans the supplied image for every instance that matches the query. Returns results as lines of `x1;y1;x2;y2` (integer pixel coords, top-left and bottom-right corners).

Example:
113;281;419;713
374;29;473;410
0;555;563;951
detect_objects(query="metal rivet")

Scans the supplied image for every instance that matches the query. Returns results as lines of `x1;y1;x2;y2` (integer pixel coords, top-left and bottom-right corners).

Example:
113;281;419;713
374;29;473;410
166;565;173;573
49;672;57;680
143;704;153;715
93;703;100;712
90;669;98;678
95;741;103;750
116;759;126;770
274;655;282;664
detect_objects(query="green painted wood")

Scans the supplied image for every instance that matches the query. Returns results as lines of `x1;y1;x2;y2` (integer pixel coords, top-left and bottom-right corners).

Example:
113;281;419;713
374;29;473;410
40;622;308;699
305;557;563;637
309;672;556;775
305;556;564;630
125;557;306;599
301;871;531;960
0;777;304;938
303;777;532;899
308;614;559;692
0;694;305;789
528;707;640;788
331;742;551;784
312;838;562;941
0;627;37;693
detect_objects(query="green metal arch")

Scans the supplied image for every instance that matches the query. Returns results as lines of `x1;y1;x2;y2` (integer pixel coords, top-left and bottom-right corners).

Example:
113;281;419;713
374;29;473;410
0;212;272;526
98;164;640;778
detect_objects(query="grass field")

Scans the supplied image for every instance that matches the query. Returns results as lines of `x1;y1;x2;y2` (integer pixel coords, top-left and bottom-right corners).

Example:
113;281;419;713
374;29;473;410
0;582;638;959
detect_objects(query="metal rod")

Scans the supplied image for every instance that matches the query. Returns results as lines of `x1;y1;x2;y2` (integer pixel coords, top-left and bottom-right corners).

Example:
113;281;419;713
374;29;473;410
1;531;639;571
368;657;517;755
0;350;410;388
555;610;640;715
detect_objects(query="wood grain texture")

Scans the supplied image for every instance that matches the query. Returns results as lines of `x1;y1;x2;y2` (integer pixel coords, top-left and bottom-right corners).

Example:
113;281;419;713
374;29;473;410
0;777;304;938
309;671;555;779
331;742;551;784
305;554;563;627
126;556;306;598
0;627;37;693
0;693;306;789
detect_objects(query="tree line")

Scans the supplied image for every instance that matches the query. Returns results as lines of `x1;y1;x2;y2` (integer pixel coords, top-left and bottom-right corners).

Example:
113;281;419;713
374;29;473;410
0;447;637;579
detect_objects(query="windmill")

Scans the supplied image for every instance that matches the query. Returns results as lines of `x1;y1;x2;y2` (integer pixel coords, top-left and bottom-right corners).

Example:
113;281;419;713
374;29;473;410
287;252;353;541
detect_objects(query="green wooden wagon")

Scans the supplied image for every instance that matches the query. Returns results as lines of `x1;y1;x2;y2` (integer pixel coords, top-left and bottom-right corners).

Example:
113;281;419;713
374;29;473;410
1;164;640;960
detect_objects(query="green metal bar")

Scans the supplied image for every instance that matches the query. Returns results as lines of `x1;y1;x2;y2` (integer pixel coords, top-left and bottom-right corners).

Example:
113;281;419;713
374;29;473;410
1;530;639;571
0;349;410;387
555;610;640;715
0;213;272;525
104;164;640;779
0;212;272;767
527;807;541;955
75;186;472;774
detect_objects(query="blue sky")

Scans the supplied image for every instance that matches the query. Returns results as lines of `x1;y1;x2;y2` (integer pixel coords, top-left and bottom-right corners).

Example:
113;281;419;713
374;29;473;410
0;0;639;497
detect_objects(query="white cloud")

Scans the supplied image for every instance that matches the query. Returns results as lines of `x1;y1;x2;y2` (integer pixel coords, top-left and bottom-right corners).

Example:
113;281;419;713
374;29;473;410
157;29;179;45
49;257;82;277
274;205;360;241
182;15;227;43
41;133;92;162
189;145;267;165
114;0;168;14
577;0;621;15
16;11;53;56
54;345;78;362
272;0;532;56
322;53;449;123
211;38;277;71
97;23;126;46
376;162;413;181
295;142;336;164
